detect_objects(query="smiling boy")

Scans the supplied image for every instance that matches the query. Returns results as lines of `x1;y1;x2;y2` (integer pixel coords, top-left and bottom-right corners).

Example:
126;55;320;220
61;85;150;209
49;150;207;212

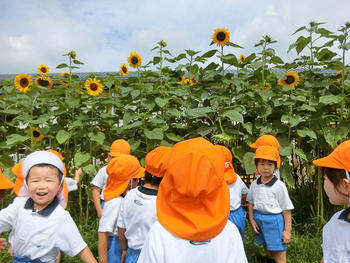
0;151;97;263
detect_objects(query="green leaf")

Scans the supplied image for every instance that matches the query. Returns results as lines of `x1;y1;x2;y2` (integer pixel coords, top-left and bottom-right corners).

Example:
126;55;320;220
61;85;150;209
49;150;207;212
220;109;243;123
323;126;349;147
56;63;68;69
131;90;141;99
144;128;164;140
155;97;168;108
82;164;97;177
205;62;219;71
242;123;252;135
243;152;256;174
166;133;183;142
56;130;71;144
185;49;201;57
344;80;350;87
6;134;29;146
297;128;317;139
279;165;295;188
296;36;311;54
201;49;217;58
294;147;308;161
227;42;243;48
319;95;344;105
74;152;91;167
186;107;213;119
65;98;80;108
73;59;84;64
269;56;284;64
32;114;51;124
195;126;214;136
167;108;182;118
292;26;306;35
122;121;143;130
300;104;316;112
153;56;161;65
88;132;105;145
279;145;292;157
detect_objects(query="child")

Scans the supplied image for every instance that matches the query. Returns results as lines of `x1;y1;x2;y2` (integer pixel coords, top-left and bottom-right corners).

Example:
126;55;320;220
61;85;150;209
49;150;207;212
312;140;350;263
138;137;247;263
0;151;97;262
91;139;130;218
247;145;293;263
215;145;249;241
0;168;14;252
250;134;281;179
117;146;171;263
98;153;144;263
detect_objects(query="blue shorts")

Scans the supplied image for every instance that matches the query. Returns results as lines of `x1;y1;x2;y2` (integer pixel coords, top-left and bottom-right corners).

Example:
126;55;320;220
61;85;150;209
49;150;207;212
253;210;286;251
101;200;105;209
13;254;43;263
228;206;246;241
108;236;122;263
125;247;141;263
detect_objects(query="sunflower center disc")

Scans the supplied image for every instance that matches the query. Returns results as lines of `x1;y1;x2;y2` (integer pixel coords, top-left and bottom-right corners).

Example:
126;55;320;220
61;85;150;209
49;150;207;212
217;32;226;41
90;83;98;91
131;57;138;64
41;68;47;73
20;78;29;87
33;131;40;137
38;79;49;87
286;76;295;84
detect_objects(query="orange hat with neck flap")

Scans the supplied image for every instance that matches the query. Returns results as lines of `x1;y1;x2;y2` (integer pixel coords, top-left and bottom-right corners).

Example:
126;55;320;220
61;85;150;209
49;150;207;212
215;145;237;184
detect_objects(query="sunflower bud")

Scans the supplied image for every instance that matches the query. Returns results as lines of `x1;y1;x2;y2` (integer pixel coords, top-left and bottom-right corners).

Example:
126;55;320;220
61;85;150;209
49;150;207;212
69;51;76;60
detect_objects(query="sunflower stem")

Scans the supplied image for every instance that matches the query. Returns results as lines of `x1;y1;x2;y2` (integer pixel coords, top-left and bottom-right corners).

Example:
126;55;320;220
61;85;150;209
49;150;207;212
221;46;225;85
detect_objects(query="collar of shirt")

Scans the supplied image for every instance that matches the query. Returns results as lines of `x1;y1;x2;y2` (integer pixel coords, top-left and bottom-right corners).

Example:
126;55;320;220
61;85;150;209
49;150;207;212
24;197;59;216
338;207;350;223
138;185;158;196
257;176;278;187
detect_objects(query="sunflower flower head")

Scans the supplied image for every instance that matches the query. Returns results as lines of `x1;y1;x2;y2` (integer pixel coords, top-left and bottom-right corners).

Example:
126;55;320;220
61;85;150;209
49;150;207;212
69;51;76;60
189;76;198;86
177;75;189;85
60;72;71;86
336;70;342;83
120;64;130;76
127;52;142;68
37;64;50;75
84;78;103;96
29;128;44;142
14;73;32;93
212;28;230;46
35;76;53;90
239;54;246;63
160;40;167;47
278;71;299;88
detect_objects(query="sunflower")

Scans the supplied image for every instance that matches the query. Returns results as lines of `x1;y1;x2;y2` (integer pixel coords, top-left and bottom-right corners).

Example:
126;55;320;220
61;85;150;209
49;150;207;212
160;40;167;47
212;28;230;46
60;72;71;86
239;54;246;63
336;70;342;83
177;76;189;85
120;64;129;76
37;64;50;75
277;71;299;88
35;76;53;89
29;128;44;142
84;78;103;96
127;52;142;68
256;82;270;91
112;84;118;92
69;51;76;60
14;73;32;93
189;76;197;86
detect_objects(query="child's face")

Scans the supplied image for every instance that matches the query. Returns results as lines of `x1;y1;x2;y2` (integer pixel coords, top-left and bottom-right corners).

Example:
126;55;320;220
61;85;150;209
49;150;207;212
323;175;349;205
27;166;60;211
256;159;275;178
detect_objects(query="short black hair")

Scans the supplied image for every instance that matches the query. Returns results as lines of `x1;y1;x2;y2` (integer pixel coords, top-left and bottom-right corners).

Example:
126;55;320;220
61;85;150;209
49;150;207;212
144;170;163;186
27;163;63;182
254;158;277;169
324;167;346;188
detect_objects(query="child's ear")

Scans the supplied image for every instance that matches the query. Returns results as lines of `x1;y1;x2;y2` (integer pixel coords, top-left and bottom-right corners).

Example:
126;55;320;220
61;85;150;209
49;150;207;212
343;178;350;194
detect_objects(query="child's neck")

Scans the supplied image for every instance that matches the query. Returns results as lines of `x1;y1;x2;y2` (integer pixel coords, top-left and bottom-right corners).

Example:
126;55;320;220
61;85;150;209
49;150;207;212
143;182;158;190
260;174;274;184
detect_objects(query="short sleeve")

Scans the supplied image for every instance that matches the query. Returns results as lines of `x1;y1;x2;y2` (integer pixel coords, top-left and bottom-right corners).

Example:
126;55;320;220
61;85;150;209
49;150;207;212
0;197;21;233
117;201;126;229
65;178;78;192
56;212;87;257
246;181;255;204
277;182;294;211
237;176;248;195
99;198;122;234
90;166;107;188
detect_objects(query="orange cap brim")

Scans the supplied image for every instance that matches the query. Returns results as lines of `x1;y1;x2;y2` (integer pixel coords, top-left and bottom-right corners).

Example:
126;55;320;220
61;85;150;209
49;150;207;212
249;142;258;149
312;156;344;170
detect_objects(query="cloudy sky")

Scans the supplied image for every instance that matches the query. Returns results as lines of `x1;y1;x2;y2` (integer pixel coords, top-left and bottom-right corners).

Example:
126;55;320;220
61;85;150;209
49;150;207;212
0;0;349;74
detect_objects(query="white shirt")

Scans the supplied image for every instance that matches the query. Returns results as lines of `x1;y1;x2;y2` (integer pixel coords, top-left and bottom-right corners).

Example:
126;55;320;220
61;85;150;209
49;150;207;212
229;175;248;211
322;209;350;263
90;166;108;200
137;220;247;263
247;176;294;214
0;197;87;263
98;196;123;236
117;186;158;250
65;177;78;192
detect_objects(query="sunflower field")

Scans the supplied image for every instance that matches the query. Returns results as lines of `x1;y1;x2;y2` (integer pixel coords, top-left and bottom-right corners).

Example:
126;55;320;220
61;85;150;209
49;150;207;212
0;21;349;261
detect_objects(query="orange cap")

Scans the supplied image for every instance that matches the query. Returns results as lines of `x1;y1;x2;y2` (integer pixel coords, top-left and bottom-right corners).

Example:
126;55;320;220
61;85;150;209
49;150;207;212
215;145;237;184
12;162;24;195
105;139;131;162
145;146;172;178
250;135;280;150
254;145;280;163
104;154;145;201
157;137;229;241
0;169;14;189
313;140;350;171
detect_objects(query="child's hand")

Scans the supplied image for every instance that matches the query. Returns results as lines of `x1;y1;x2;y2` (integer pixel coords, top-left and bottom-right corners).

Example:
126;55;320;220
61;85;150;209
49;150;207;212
0;238;7;251
121;250;127;263
282;230;291;244
250;219;260;234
